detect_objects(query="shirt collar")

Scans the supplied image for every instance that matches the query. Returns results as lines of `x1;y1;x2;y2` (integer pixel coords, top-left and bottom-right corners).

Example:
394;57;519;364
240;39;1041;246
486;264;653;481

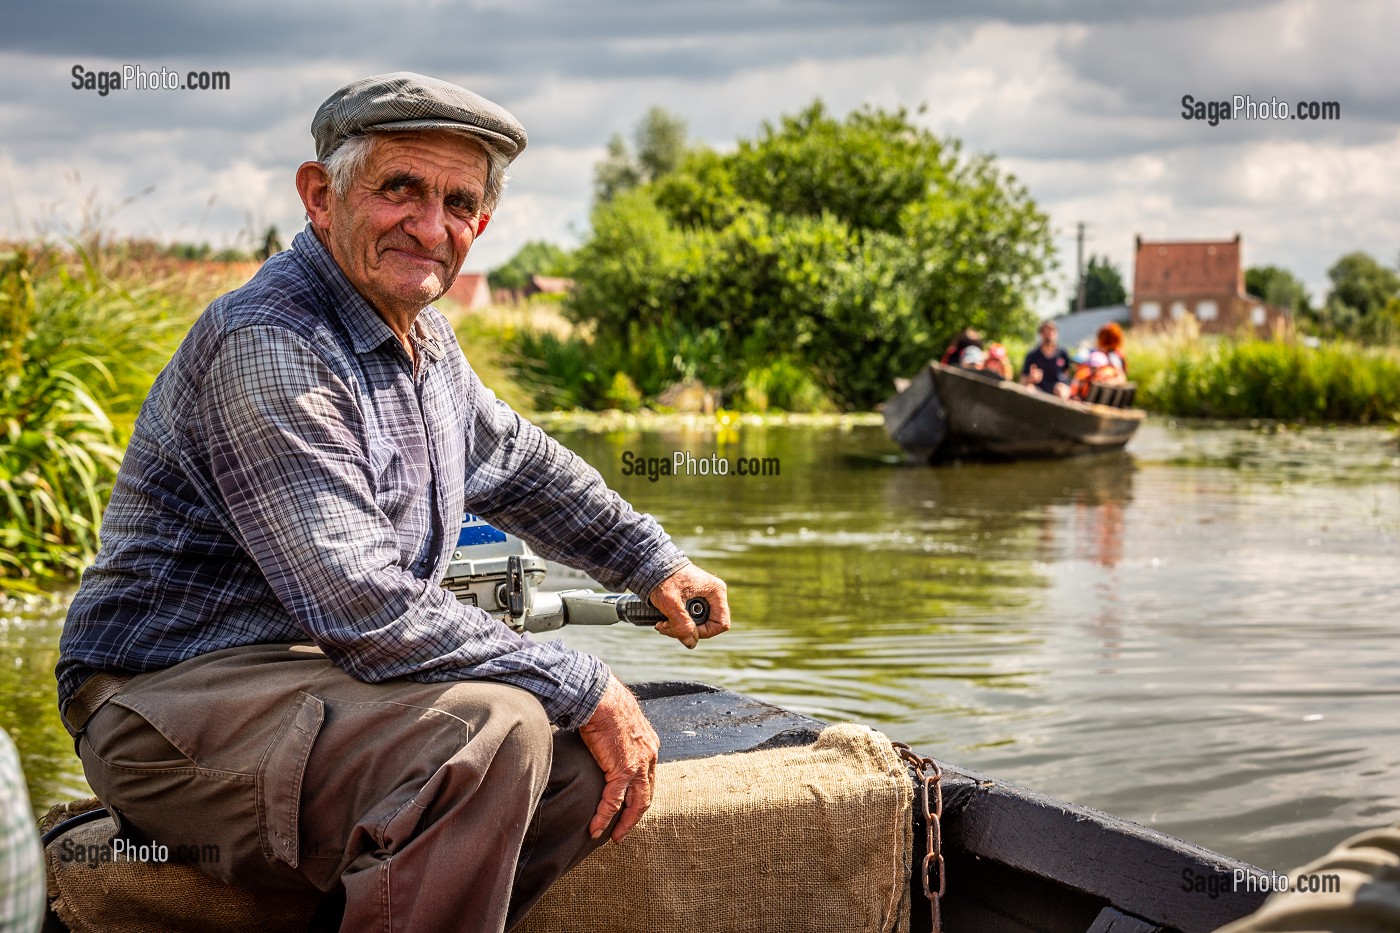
293;224;410;357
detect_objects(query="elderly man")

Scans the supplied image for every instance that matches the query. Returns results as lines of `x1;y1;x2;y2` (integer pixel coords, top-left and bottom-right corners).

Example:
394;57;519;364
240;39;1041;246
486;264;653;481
56;73;729;932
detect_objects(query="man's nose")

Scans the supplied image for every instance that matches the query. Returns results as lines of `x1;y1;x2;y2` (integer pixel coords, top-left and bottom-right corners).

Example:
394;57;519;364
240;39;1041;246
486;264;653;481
401;199;450;252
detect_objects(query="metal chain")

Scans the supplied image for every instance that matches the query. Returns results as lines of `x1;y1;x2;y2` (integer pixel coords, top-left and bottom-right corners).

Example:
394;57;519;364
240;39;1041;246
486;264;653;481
892;741;945;933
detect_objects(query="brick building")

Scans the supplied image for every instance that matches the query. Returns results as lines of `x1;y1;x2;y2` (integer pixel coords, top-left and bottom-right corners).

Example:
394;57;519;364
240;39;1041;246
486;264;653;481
444;272;491;309
1131;234;1287;334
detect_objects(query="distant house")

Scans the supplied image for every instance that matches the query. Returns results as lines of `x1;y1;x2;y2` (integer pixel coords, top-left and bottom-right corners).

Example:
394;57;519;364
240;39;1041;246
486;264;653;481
1131;234;1286;334
446;272;491;309
525;274;574;297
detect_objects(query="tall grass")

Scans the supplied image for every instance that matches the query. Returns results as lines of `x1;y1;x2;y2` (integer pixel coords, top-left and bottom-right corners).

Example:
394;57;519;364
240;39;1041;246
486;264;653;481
1129;324;1400;423
0;245;190;591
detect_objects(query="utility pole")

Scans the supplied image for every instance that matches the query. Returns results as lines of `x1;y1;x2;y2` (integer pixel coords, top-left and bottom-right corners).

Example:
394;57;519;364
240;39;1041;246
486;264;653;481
1076;221;1087;313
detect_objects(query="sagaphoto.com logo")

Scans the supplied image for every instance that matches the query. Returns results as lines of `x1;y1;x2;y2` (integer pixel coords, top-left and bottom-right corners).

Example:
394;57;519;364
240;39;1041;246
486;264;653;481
1180;93;1340;126
72;64;231;97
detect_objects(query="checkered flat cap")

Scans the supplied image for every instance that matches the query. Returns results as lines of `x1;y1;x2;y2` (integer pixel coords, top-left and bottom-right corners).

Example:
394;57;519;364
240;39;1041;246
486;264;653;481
312;72;527;162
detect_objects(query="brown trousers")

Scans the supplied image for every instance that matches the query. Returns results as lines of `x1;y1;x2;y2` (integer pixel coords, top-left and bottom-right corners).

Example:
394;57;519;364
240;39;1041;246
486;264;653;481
76;642;609;932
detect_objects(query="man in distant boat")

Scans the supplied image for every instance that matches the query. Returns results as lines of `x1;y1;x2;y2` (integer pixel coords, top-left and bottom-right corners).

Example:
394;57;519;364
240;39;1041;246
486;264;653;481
55;72;730;932
1020;319;1072;400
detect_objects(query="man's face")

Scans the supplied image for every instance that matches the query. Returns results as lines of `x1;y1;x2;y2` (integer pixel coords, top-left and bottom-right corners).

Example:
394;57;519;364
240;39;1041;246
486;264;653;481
1040;323;1058;345
314;131;490;322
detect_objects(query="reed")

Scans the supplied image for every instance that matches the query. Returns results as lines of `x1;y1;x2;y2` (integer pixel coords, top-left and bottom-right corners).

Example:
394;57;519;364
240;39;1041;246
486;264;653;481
1128;324;1400;423
0;245;191;591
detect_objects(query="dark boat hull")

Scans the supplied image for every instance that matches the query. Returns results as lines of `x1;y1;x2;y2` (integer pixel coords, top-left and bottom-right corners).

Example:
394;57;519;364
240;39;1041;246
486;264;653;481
640;682;1268;933
883;362;1144;463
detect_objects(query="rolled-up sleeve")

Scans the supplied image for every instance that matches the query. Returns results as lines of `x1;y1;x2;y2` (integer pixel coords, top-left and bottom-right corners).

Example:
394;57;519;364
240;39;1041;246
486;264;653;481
196;325;609;728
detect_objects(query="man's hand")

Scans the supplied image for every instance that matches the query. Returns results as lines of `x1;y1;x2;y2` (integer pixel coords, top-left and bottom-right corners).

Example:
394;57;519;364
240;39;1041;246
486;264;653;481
1024;364;1043;386
579;676;659;843
649;564;730;649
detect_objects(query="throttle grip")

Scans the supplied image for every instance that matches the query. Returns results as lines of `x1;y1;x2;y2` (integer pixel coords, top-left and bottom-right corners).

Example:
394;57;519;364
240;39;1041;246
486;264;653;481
618;595;712;627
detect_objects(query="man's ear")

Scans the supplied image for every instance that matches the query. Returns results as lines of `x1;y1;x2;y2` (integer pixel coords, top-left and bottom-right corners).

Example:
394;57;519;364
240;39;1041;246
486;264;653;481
474;212;491;238
296;162;334;230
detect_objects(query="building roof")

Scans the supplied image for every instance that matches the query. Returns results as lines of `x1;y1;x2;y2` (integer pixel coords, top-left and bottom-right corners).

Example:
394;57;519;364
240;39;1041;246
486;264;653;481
1133;235;1243;297
1049;305;1131;348
528;274;574;294
446;272;491;307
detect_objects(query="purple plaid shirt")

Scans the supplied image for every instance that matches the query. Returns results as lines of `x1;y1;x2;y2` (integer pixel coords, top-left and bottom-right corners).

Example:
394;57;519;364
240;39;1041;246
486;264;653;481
58;226;688;728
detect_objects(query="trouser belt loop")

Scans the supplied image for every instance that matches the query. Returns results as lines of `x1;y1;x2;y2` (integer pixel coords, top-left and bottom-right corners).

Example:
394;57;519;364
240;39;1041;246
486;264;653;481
60;672;135;739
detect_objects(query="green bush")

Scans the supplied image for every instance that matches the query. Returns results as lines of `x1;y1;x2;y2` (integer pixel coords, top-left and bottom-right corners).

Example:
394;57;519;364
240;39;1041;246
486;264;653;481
0;246;183;589
566;102;1053;411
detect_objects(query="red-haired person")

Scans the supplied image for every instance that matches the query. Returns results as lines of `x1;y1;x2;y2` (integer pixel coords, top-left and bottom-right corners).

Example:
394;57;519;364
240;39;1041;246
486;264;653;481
1071;324;1129;400
983;343;1012;380
1096;322;1128;378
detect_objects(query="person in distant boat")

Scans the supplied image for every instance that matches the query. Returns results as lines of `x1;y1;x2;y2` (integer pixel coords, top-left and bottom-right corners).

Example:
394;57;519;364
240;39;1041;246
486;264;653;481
1096;322;1128;377
55;72;730;933
940;328;983;366
1020;319;1072;399
983;343;1011;380
1071;349;1128;400
958;344;987;369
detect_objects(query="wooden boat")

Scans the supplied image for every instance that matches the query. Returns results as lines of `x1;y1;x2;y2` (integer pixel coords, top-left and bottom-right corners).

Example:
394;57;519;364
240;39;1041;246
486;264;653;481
43;682;1270;933
643;682;1270;933
883;362;1144;463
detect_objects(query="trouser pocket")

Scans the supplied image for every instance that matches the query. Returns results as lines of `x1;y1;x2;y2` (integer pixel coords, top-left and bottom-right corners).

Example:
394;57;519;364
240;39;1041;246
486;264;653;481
256;692;325;870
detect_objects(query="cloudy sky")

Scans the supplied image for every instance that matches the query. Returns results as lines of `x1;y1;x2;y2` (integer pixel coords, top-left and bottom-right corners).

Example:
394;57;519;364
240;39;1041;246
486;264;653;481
2;0;1397;315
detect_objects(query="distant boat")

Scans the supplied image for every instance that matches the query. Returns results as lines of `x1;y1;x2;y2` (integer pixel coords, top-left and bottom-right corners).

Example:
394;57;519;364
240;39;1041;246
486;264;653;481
883;362;1144;463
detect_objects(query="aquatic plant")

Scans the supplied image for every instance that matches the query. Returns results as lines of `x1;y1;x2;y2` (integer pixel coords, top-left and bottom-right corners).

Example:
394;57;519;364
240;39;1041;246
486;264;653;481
0;246;185;590
1129;327;1400;423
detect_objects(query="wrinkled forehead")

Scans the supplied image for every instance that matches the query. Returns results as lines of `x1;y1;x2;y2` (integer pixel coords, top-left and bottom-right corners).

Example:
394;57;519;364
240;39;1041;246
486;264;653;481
357;131;492;198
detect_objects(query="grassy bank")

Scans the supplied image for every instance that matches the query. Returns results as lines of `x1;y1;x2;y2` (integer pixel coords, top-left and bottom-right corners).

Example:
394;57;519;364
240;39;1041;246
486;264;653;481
1128;329;1400;423
0;245;225;592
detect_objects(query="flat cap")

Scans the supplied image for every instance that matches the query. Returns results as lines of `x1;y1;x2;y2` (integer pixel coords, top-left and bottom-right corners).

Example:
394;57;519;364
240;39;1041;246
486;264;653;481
312;72;527;162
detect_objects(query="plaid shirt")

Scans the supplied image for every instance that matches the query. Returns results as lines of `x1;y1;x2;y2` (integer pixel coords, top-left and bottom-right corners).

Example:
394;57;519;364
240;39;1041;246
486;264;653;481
0;729;43;933
58;226;688;729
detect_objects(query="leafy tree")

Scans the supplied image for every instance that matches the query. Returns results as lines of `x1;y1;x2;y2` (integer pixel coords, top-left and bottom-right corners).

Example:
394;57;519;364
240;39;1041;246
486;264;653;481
1326;252;1400;318
488;240;575;291
634;107;689;181
1069;254;1127;313
569;101;1054;410
1304;252;1400;342
1245;264;1310;316
593;106;689;203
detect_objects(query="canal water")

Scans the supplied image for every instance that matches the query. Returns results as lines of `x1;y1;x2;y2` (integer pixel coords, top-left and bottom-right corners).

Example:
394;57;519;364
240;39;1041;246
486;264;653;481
2;419;1396;872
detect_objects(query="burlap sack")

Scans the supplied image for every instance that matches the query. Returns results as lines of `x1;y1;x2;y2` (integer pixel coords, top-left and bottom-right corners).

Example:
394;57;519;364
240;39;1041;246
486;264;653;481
517;723;914;933
41;724;914;932
41;798;320;933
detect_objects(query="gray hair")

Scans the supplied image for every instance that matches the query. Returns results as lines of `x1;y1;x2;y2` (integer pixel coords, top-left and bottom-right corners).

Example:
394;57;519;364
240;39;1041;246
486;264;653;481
323;131;510;214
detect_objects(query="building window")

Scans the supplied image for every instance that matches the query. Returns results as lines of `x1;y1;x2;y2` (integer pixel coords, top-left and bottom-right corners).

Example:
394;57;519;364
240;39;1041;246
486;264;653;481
1252;305;1266;327
1171;301;1188;320
1139;301;1160;321
1197;300;1218;321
